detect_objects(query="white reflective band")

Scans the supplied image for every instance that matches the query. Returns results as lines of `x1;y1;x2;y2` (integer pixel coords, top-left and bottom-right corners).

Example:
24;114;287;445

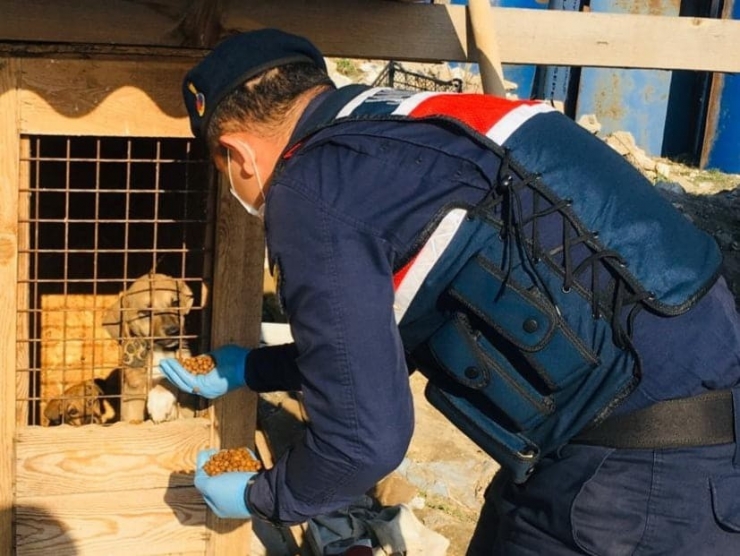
336;87;385;118
394;208;468;323
486;103;555;144
391;91;440;116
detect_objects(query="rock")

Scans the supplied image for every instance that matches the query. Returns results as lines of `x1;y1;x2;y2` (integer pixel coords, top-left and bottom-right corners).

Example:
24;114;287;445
655;162;671;180
368;472;419;507
605;131;656;172
396;456;497;510
673;175;697;194
655;180;686;195
577;113;602;135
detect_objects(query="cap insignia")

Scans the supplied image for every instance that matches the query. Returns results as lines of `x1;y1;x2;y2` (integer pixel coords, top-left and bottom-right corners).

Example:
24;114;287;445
188;82;206;117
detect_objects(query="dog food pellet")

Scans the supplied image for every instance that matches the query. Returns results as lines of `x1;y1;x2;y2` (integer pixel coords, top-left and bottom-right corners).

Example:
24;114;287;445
203;447;263;476
179;355;216;375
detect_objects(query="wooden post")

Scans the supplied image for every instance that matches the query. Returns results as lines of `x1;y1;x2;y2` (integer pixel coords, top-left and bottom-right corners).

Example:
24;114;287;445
16;138;30;428
206;174;264;554
467;0;507;96
0;57;21;556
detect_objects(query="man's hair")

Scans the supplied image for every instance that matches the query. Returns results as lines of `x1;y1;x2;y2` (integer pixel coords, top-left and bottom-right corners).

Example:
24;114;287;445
206;61;335;153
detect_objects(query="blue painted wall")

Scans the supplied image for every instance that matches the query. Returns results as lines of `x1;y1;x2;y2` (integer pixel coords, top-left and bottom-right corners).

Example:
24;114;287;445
702;0;740;173
575;0;681;157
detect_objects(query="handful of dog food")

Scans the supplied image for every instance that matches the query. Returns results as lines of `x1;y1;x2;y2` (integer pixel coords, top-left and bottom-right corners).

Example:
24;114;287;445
179;354;216;375
202;447;263;476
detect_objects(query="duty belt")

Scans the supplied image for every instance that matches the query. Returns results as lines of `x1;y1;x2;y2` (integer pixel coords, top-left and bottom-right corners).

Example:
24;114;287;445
572;389;735;449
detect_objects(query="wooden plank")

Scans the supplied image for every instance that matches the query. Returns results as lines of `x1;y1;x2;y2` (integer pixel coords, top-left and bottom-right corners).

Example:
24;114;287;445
0;56;21;556
209;178;263;453
16;487;206;555
227;1;468;65
487;8;740;71
203;172;264;550
2;1;739;71
16;419;210;496
197;5;735;73
233;3;740;72
0;43;206;60
0;0;195;47
19;58;193;137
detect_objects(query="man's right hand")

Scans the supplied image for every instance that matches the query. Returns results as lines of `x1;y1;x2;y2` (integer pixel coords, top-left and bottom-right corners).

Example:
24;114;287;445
159;344;249;399
194;448;257;519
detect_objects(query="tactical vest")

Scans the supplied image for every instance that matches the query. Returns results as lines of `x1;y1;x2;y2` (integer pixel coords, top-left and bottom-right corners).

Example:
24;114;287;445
282;85;722;482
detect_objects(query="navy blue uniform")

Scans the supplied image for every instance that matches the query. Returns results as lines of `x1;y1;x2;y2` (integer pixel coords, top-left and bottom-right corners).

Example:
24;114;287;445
245;90;740;553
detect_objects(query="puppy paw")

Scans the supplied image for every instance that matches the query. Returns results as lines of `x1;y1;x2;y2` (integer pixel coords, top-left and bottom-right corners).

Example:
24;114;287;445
147;385;178;424
122;338;150;368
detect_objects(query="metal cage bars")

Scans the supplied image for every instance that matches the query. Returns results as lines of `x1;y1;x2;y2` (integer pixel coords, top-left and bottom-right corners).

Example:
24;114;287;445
15;135;215;426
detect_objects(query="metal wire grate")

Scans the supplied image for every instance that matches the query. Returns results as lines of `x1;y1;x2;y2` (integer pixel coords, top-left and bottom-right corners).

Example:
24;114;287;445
16;136;215;426
372;61;463;93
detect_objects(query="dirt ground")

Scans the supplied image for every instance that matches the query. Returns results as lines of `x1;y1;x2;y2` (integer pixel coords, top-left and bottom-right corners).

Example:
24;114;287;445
402;372;495;554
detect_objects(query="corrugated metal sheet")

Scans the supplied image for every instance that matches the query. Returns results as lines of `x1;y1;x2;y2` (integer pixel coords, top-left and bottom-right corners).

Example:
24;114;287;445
701;0;740;172
575;0;681;157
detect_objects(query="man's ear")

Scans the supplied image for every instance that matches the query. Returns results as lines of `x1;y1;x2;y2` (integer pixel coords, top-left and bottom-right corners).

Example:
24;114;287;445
219;134;255;177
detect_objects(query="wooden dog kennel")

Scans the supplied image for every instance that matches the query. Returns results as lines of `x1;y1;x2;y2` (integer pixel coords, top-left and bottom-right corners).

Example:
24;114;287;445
1;56;265;554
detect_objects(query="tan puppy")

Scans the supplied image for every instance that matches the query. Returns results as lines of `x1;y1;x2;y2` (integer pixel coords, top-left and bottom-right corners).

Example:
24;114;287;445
103;272;194;423
44;380;116;427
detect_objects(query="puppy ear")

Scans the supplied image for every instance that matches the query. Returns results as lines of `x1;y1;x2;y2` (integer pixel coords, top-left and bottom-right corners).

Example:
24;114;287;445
176;279;194;315
102;294;127;341
44;399;63;424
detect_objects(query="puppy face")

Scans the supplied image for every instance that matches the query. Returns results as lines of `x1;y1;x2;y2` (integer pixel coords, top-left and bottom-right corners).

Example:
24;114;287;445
45;381;116;426
103;272;194;349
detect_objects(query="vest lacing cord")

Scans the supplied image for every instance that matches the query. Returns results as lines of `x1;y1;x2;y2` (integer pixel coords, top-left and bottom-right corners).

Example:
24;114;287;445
564;223;654;349
487;149;653;352
476;151;559;310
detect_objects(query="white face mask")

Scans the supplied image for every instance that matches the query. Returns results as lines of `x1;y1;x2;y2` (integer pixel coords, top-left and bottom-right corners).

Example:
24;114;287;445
226;143;265;218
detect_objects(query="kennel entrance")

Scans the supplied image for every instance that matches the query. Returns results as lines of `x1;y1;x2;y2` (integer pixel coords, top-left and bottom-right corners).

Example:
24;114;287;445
17;135;214;427
3;57;264;555
13;134;219;553
17;135;216;428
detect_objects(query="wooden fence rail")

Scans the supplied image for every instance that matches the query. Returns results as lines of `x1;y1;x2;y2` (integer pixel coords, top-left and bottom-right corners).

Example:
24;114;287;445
0;0;739;72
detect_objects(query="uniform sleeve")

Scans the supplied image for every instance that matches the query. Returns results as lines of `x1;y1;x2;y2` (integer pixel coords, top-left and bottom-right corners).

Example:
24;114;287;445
246;343;302;392
247;179;415;524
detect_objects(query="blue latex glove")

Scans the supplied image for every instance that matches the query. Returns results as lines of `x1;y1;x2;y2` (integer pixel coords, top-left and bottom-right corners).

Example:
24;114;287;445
159;344;249;399
194;448;256;519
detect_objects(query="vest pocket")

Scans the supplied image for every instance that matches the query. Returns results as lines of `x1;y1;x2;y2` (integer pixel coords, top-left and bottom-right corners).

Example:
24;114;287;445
446;254;597;392
428;312;553;432
425;379;540;481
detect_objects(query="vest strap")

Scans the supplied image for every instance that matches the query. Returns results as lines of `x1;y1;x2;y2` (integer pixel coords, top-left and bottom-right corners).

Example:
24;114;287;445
572;389;735;449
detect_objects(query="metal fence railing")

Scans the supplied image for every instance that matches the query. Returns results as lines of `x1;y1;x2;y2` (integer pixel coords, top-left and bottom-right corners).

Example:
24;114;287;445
372;61;463;93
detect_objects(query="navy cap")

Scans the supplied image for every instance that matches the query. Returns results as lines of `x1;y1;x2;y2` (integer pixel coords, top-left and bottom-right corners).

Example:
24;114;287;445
183;28;327;139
